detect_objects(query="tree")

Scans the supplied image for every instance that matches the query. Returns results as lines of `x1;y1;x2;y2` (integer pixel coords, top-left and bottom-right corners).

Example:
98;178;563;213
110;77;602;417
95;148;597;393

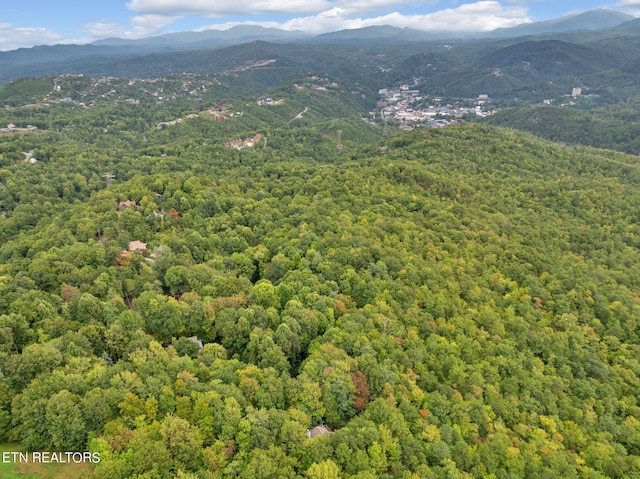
172;337;201;358
11;342;63;389
160;414;204;471
351;371;371;412
252;280;280;309
134;291;186;341
294;373;326;423
165;265;189;296
0;313;35;352
76;292;104;323
306;459;341;479
323;367;356;428
46;390;87;451
241;446;297;479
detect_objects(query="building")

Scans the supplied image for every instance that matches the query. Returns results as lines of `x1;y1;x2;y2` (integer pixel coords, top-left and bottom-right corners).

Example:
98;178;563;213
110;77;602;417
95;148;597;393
128;240;147;252
118;200;137;211
306;425;333;439
187;336;204;351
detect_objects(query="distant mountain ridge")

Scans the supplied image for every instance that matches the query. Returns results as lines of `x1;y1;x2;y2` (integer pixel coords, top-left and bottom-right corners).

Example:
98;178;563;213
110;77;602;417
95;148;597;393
0;9;637;85
481;9;634;38
88;9;635;49
93;25;312;50
312;26;435;43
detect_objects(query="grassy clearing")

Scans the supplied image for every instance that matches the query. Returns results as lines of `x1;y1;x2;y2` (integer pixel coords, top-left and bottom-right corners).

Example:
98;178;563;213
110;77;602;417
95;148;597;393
0;444;94;479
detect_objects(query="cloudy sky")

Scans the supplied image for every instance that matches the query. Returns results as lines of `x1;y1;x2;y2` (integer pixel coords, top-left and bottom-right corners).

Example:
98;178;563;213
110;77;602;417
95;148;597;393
1;0;639;51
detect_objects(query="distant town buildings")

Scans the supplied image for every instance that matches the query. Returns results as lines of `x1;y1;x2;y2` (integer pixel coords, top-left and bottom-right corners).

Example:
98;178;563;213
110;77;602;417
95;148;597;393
374;86;497;130
257;96;274;105
225;133;263;150
0;123;38;134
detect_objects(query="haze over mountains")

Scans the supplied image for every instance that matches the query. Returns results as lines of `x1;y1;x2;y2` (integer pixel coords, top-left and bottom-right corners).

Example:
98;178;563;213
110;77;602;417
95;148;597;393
0;8;636;85
478;8;633;38
87;9;637;48
1;6;640;141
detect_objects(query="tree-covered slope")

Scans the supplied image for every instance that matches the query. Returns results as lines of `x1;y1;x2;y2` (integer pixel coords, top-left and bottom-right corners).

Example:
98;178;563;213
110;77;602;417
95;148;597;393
1;119;640;478
477;40;620;76
482;104;640;155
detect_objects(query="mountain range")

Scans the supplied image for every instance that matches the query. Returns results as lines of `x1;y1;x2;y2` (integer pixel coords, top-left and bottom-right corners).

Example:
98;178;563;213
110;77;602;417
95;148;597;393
478;8;633;38
0;7;639;110
90;9;636;48
0;9;636;84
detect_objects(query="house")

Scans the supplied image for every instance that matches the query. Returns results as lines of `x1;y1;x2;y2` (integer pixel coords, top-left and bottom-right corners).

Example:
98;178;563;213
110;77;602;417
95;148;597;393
116;250;131;265
187;336;204;351
306;425;333;439
257;96;274;106
128;240;147;252
225;133;263;150
244;133;262;147
118;200;137;211
225;139;243;148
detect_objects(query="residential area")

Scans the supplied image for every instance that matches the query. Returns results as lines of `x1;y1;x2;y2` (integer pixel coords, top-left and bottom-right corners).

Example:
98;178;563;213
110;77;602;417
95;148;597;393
371;85;498;129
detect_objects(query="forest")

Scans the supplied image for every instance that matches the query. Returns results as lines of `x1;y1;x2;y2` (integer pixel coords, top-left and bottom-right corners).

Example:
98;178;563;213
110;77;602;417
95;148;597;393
481;102;640;156
0;70;640;479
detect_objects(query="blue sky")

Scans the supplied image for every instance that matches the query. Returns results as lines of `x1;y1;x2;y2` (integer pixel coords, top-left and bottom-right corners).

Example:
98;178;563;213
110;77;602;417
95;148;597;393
1;0;639;51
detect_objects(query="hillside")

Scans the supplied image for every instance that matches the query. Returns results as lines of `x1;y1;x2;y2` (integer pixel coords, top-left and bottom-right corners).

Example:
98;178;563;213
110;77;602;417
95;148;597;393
482;105;640;155
1;86;640;478
413;37;632;101
477;40;620;76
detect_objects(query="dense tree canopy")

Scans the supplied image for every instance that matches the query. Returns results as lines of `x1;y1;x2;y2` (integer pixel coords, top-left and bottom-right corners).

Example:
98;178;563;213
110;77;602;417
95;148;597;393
0;73;640;478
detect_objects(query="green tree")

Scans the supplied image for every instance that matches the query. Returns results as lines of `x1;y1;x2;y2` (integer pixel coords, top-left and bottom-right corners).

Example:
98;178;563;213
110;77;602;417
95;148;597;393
306;459;341;479
134;291;186;341
252;280;280;309
46;390;87;451
160;414;204;471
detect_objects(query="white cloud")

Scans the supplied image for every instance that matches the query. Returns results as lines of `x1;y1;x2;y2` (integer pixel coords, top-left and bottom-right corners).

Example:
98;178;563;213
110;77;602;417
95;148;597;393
412;0;529;31
194;21;282;32
130;14;181;36
127;0;331;16
282;8;355;33
85;14;180;39
0;1;537;50
616;0;640;15
198;0;530;34
84;22;128;39
0;24;73;51
331;0;424;15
